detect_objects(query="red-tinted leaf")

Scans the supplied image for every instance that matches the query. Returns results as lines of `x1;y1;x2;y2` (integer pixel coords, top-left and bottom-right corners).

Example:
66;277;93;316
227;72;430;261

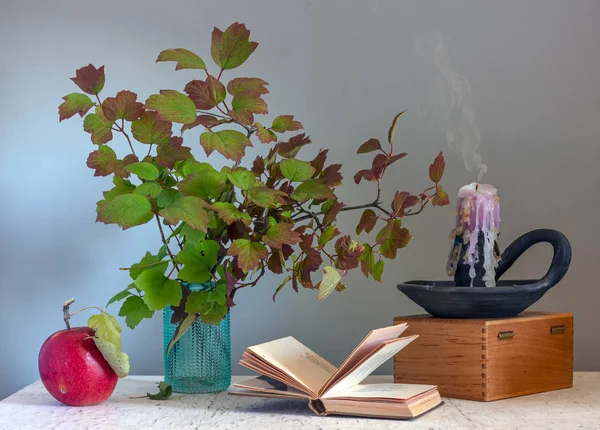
71;64;105;95
376;220;412;259
391;191;420;217
227;77;268;98
263;223;302;249
103;90;144;121
323;201;345;226
320;164;343;187
87;145;117;177
386;153;407;167
267;244;293;274
225;270;237;308
227;239;268;272
181;115;228;133
228;220;250;241
251;156;265;175
211;23;258;70
112;154;139;178
432;186;450;207
371;153;388;179
184;76;226;110
299;234;323;271
357;138;381;154
227;109;254;126
387;110;406;144
58;93;94;122
275;133;311;158
156;136;192;169
334;236;364;270
310;150;328;175
255;123;277;143
298;259;314;289
356;209;378;235
429;151;445;183
271;115;303;133
131;111;172;145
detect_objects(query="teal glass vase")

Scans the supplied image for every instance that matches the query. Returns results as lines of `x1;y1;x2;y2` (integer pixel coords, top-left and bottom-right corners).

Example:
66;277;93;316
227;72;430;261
163;283;231;393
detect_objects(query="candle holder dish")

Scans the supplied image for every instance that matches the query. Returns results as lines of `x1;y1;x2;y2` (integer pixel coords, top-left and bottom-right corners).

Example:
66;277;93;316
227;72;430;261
397;229;571;318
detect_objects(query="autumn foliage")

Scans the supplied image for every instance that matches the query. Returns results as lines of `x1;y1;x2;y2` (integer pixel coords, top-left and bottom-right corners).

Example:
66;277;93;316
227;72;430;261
59;23;449;338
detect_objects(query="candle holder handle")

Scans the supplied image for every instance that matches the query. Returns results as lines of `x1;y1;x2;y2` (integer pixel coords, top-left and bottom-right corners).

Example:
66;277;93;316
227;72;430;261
495;228;572;292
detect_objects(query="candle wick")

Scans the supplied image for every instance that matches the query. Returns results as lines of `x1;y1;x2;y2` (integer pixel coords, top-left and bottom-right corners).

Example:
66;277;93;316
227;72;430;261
475;183;479;191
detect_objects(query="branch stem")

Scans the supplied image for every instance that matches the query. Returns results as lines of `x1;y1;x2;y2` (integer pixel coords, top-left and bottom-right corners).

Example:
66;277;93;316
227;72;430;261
155;215;180;270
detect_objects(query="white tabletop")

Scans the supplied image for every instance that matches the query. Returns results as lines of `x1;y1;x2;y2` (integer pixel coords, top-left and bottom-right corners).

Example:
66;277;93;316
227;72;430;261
1;373;599;429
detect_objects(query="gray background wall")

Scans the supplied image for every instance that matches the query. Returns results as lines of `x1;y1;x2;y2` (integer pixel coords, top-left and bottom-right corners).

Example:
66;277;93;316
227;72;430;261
1;0;599;400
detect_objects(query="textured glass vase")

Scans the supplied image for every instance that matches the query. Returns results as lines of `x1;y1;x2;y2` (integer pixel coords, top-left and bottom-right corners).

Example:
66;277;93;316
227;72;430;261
163;283;231;393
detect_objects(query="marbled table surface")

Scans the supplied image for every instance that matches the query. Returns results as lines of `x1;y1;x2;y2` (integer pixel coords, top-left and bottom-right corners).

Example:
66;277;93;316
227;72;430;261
1;374;599;429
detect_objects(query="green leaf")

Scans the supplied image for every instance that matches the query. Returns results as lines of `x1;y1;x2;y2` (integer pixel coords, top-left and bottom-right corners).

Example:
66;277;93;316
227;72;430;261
166;313;198;353
271;115;303;133
88;311;130;377
71;64;105;95
387;110;406;144
155;137;192;169
231;95;268;115
432;185;450;207
211;22;258;70
102;90;144;121
103;177;136;201
290;179;334;202
134;182;163;199
357;138;381;154
178;169;227;200
157;188;181;209
131;111;173;145
227;168;256;190
97;194;153;230
227;77;269;98
359;244;375;279
247;186;287;208
212;202;251;225
280;159;315;182
156;48;206;70
318;225;339;247
185;282;228;325
59;93;94;122
126;162;160;181
255;123;277;144
263;223;302;249
176;240;219;283
145;90;196;124
376;219;412;259
83;106;114;144
184;76;226;110
135;268;182;311
147;381;173;400
227;239;268;272
159;196;210;232
356;209;378;235
372;259;384;282
106;288;133;307
317;266;341;301
118;295;154;329
199;130;251;163
130;251;168;280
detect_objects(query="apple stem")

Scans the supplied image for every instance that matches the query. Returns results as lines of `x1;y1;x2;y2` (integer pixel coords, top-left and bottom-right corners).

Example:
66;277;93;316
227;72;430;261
63;298;75;330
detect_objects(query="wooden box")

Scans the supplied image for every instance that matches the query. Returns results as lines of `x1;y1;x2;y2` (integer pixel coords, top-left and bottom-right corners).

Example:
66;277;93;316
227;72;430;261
393;312;573;401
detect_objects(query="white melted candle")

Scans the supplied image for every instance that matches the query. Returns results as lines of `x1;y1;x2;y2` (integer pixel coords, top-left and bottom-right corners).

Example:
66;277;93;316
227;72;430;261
457;182;500;287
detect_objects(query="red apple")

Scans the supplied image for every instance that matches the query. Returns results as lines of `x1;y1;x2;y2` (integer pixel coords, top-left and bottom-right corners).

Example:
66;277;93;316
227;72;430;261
38;326;118;406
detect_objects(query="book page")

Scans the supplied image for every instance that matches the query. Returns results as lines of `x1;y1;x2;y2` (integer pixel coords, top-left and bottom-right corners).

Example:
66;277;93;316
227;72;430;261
324;383;437;400
319;324;408;395
248;336;337;396
233;375;309;398
322;336;418;397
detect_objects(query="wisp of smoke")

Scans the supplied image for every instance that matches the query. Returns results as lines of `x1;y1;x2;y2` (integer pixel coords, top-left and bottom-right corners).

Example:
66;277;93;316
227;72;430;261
415;35;487;182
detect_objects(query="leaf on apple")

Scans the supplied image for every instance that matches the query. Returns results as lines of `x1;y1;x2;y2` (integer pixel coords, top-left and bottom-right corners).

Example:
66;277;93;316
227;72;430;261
88;311;130;377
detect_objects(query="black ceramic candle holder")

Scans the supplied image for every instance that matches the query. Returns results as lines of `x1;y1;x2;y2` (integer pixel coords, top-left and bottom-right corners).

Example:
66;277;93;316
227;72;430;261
397;229;572;318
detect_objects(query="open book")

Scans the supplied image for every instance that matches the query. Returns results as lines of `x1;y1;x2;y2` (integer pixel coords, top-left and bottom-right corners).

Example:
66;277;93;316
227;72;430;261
230;324;442;419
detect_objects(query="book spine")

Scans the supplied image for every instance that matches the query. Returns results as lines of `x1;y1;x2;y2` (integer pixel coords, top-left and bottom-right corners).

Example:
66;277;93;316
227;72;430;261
308;399;327;416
